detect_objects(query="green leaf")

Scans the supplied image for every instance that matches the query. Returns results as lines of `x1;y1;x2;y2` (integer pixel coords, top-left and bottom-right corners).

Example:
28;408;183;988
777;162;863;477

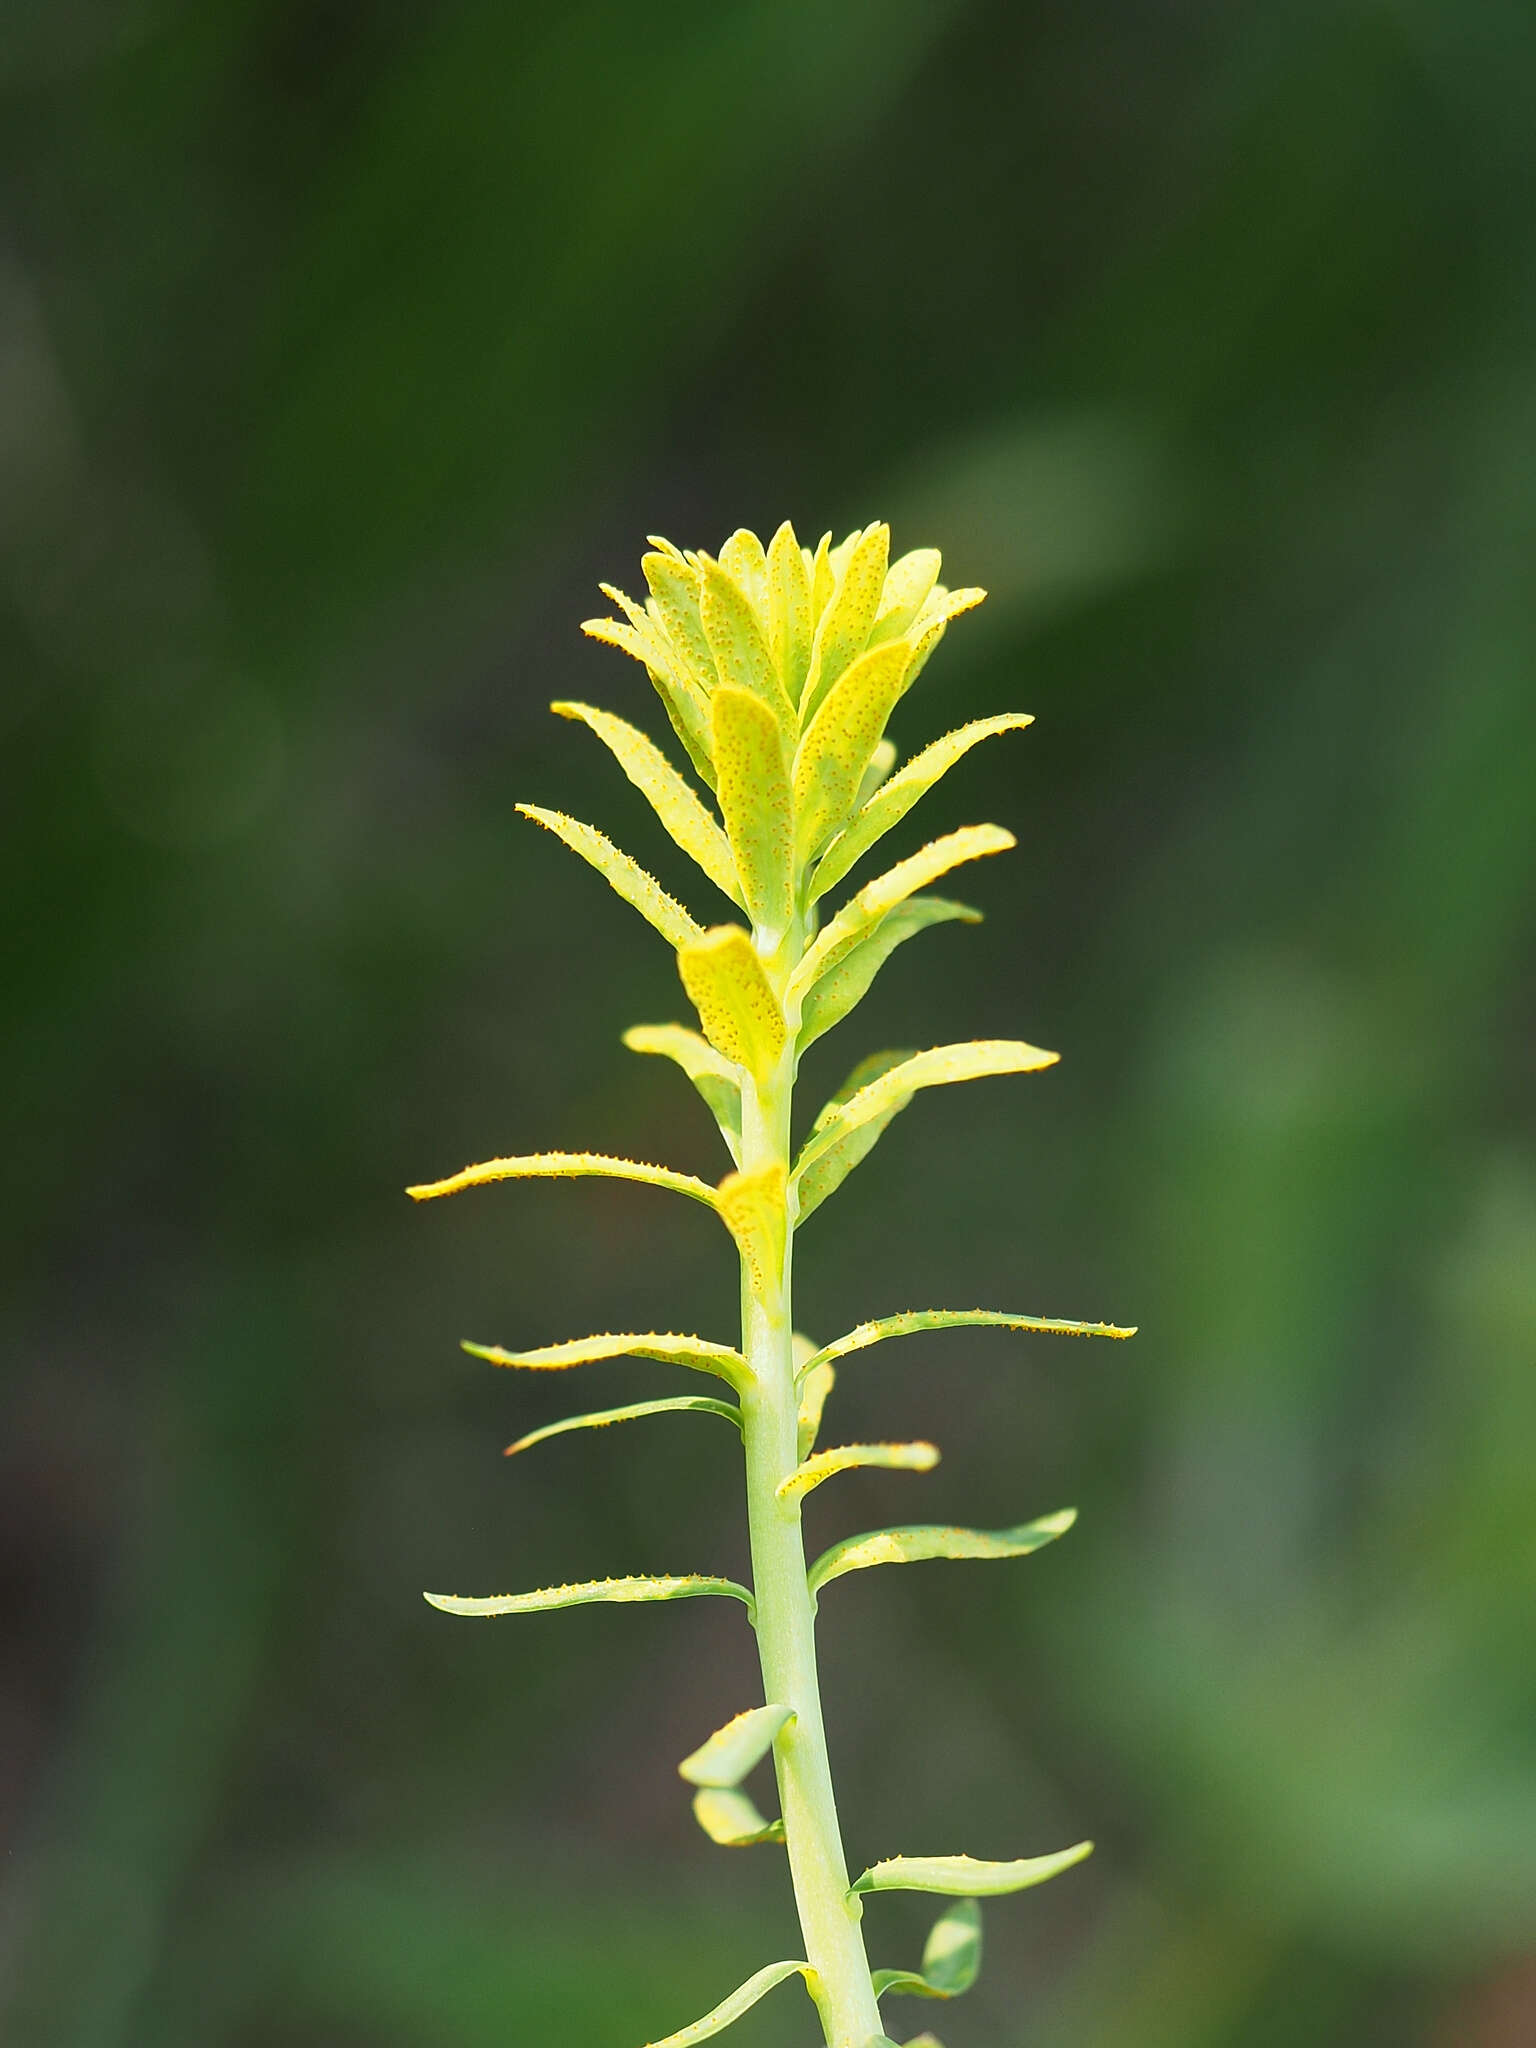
872;1973;941;2000
802;522;890;720
796;1354;836;1458
461;1330;747;1389
791;824;1015;997
792;1050;914;1225
717;1161;787;1299
793;640;916;864
622;1023;742;1162
425;1573;754;1618
903;2036;947;2047
504;1395;742;1458
799;1308;1137;1381
795;1040;1059;1180
778;1441;939;1502
867;547;942;646
711;689;794;938
514;805;702;950
643;1960;812;2048
812;714;1034;900
691;1786;786;1847
406;1150;719;1209
766;519;813;700
807;1509;1077;1598
700;556;794;728
677;926;786;1083
679;1703;794;1787
797;897;980;1054
550;702;741;906
920;1898;982;1995
852;1843;1093;1897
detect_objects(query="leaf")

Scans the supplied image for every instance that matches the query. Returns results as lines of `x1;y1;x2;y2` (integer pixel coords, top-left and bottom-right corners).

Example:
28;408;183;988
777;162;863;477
515;805;702;950
461;1330;747;1388
718;528;768;619
920;1897;982;1995
795;1040;1059;1180
793;640;916;864
798;1308;1138;1381
677;926;786;1084
790;825;1015;998
700;555;794;727
717;1161;787;1298
872;1973;942;2000
550;702;741;906
425;1573;754;1618
778;1441;939;1502
793;1050;914;1225
807;530;834;619
679;1703;794;1787
867;547;942;646
796;1355;836;1458
643;1960;812;2048
711;689;794;938
642;551;718;697
691;1786;786;1847
807;1509;1077;1598
852;1844;1093;1898
504;1395;742;1458
902;584;987;689
406;1150;719;1209
802;522;890;721
812;714;1035;900
856;736;898;808
583;595;715;792
903;2037;947;2047
797;897;980;1054
766;519;813;700
622;1023;742;1161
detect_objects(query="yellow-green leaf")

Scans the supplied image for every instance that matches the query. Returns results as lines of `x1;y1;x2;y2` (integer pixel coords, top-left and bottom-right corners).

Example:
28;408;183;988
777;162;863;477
808;1509;1077;1597
504;1395;741;1458
644;1960;813;2048
867;547;942;646
797;897;980;1053
642;552;718;696
623;1022;742;1161
872;1896;981;2003
583;593;715;791
813;715;1034;900
718;528;768;620
406;1150;719;1209
677;927;786;1084
796;1351;836;1459
852;1844;1092;1898
793;640;916;864
679;1703;794;1787
798;1308;1138;1381
856;736;898;809
700;555;794;727
550;702;741;906
691;1786;786;1847
802;521;890;720
461;1330;747;1388
795;1040;1058;1179
515;805;702;950
901;584;987;690
793;1050;914;1225
766;519;813;700
711;690;794;937
717;1161;787;1298
425;1573;753;1618
807;530;834;620
791;825;1015;997
778;1441;939;1502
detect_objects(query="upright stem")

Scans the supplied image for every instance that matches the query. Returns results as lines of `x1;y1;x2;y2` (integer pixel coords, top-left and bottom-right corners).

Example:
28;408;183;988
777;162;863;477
737;929;885;2048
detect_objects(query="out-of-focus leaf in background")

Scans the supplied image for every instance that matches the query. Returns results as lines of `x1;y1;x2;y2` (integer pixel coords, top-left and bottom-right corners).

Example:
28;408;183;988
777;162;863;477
2;2;1532;2045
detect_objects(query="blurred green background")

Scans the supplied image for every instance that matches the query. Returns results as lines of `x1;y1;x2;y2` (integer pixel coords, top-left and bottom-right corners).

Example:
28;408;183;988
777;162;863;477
4;3;1534;2044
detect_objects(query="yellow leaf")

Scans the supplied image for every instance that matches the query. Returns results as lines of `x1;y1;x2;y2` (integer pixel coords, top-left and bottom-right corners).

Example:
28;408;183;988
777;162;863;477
795;1040;1058;1177
460;1329;747;1387
801;521;890;721
711;688;794;939
792;639;915;863
718;527;768;621
902;583;987;689
717;1161;787;1298
867;546;942;645
406;1149;718;1208
677;926;786;1083
699;555;794;727
515;804;702;949
778;1440;940;1502
766;519;813;701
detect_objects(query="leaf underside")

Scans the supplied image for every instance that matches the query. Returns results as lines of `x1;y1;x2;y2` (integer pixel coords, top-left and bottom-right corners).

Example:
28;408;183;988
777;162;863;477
807;1510;1077;1598
406;1151;719;1209
795;1040;1059;1179
504;1395;741;1458
778;1441;940;1502
461;1330;746;1387
872;1897;983;2004
799;1308;1138;1380
424;1574;752;1618
679;1702;795;1787
853;1843;1093;1897
691;1785;787;1847
643;1959;812;2048
515;803;702;950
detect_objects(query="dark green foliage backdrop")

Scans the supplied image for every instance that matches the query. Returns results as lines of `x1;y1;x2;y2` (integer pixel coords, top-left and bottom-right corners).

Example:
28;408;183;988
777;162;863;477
3;4;1533;2044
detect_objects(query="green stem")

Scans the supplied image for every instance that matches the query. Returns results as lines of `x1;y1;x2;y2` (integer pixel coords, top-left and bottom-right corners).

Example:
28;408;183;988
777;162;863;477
737;949;884;2048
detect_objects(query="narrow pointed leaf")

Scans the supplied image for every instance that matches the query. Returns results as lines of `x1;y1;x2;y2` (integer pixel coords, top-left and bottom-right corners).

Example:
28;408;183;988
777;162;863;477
793;640;916;863
766;519;813;699
643;1960;811;2048
779;1441;939;1502
808;1509;1077;1597
691;1786;786;1847
868;547;942;646
678;926;786;1083
802;522;890;720
462;1330;747;1388
425;1573;753;1618
796;1041;1059;1179
717;1161;787;1298
793;1050;914;1225
407;1151;718;1209
505;1395;741;1457
711;689;794;937
807;530;834;619
852;1844;1093;1897
623;1023;742;1161
699;556;794;727
799;1308;1138;1380
791;826;1015;998
902;584;987;689
679;1703;794;1787
583;603;715;791
515;805;701;950
797;897;980;1053
550;702;741;906
796;1355;837;1459
813;715;1034;900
